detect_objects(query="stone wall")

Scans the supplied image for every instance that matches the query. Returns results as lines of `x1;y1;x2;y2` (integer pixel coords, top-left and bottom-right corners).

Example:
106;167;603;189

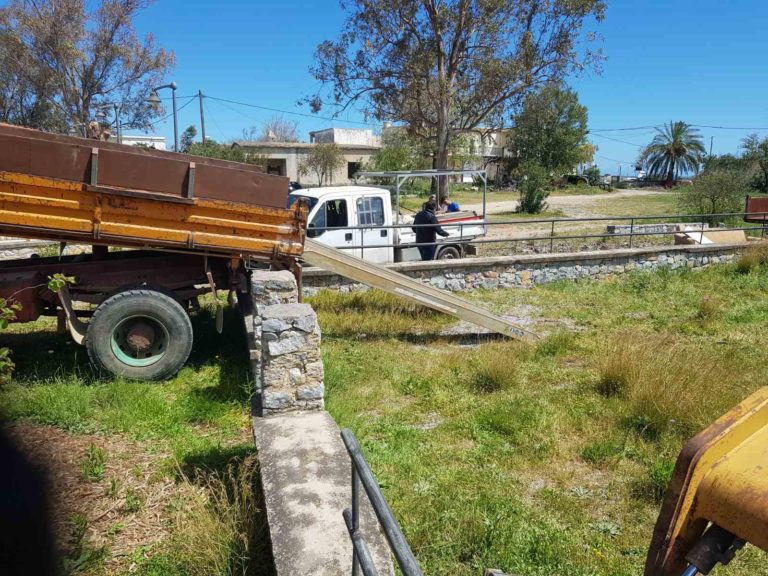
302;243;745;295
243;270;325;417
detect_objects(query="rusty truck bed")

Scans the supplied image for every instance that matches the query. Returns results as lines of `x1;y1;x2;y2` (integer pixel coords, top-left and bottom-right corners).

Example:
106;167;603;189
0;125;306;263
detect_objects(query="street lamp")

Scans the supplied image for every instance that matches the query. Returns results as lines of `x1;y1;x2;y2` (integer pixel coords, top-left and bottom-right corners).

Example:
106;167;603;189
148;81;177;152
93;104;123;144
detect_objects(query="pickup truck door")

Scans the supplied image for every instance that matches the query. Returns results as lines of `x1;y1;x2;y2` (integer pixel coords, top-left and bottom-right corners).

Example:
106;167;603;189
354;194;392;264
306;197;355;254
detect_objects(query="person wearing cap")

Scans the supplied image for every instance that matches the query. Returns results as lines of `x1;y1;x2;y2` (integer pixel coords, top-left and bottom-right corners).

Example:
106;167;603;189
412;200;450;260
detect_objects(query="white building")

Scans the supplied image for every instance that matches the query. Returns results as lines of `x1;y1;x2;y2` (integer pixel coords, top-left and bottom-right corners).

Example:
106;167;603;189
309;127;381;148
121;134;167;150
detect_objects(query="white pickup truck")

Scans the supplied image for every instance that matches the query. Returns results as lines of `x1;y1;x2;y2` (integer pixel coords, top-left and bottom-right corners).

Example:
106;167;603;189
288;185;487;264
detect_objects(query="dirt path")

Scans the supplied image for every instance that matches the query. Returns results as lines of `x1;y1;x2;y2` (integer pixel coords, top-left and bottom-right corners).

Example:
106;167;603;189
464;188;673;219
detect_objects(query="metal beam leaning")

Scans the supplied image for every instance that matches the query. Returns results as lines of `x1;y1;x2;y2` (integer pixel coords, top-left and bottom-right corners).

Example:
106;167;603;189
302;239;539;341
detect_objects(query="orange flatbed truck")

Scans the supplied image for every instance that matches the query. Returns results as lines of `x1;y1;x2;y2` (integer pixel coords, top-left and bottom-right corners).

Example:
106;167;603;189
0;124;307;380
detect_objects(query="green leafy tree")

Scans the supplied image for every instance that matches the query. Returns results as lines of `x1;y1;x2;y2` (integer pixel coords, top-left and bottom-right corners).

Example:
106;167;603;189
367;128;430;172
640;121;706;185
512;84;590;173
299;143;346;186
0;0;174;134
307;0;605;201
583;165;602;186
186;139;267;168
679;170;750;225
180;125;197;153
514;161;551;214
741;133;768;193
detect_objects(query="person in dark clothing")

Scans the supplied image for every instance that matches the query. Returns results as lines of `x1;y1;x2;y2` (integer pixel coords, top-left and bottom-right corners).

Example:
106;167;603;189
412;200;449;261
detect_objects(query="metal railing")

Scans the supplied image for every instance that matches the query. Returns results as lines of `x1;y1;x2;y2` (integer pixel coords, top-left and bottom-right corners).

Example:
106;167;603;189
307;211;768;257
341;428;424;576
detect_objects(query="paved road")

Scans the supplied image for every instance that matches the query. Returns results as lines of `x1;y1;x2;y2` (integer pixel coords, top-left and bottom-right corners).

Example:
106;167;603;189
464;188;673;219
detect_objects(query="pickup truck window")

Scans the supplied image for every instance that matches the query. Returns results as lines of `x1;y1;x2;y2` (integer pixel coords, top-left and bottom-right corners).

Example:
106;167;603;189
356;196;384;226
308;199;348;238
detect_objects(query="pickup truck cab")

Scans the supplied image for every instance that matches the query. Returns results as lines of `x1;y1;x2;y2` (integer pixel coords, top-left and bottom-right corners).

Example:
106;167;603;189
288;185;486;264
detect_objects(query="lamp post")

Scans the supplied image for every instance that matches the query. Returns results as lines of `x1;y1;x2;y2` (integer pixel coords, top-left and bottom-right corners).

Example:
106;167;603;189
94;104;123;143
147;81;178;152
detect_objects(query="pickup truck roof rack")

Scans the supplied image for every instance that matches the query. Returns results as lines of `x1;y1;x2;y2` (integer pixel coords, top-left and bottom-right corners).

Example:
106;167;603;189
354;169;488;218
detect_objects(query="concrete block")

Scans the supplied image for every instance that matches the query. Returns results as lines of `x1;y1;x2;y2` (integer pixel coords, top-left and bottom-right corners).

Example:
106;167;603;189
252;412;394;576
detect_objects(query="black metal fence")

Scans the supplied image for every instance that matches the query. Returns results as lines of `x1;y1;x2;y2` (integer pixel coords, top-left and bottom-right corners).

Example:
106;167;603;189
307;211;768;258
341;428;424;576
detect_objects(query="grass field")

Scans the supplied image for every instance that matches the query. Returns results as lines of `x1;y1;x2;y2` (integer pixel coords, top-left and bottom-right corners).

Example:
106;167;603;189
2;251;768;575
311;252;768;576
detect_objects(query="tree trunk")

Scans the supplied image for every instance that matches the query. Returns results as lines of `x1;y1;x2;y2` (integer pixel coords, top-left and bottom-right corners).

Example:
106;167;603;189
433;121;451;204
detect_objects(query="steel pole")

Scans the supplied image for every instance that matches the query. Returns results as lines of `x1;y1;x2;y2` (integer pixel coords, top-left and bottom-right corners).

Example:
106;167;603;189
199;90;206;143
114;104;121;144
172;86;179;152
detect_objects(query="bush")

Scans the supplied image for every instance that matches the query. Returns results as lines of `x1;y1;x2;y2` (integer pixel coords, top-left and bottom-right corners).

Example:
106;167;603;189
582;165;602;186
679;169;750;225
515;162;551;214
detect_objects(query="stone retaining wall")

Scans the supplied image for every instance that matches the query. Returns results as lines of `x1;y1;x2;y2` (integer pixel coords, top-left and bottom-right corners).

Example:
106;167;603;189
302;243;745;295
243;270;325;416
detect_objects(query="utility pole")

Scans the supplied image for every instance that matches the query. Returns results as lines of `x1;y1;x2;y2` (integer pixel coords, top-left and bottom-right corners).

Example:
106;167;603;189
709;136;714;159
198;90;206;144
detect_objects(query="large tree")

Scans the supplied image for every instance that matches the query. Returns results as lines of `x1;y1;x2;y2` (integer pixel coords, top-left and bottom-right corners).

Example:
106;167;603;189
741;133;768;194
241;116;301;143
307;0;605;199
640;121;706;185
512;83;590;173
0;0;174;135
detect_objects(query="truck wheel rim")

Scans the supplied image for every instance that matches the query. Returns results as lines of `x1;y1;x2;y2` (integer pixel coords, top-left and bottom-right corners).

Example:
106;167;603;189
110;315;169;368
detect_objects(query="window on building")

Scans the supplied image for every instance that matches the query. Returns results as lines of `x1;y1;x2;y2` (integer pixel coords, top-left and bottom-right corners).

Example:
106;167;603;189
307;199;348;238
347;161;361;179
356;196;385;227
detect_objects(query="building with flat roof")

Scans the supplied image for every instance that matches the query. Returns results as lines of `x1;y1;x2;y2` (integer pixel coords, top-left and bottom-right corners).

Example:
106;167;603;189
121;134;167;150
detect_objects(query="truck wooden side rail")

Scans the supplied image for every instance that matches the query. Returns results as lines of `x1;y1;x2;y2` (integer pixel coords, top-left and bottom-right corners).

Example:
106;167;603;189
0;124;307;380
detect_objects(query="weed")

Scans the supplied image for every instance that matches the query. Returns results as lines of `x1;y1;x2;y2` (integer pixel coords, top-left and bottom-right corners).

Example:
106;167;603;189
61;514;108;575
124;487;144;513
81;443;107;482
535;331;576;357
697;294;723;321
467;343;523;393
634;455;676;502
595;332;754;437
107;522;124;537
581;440;623;465
106;477;121;499
735;242;768;273
169;455;268;576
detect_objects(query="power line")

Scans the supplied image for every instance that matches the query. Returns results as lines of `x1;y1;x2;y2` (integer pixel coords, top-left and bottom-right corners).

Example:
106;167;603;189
590;132;645;147
595;154;636;165
204;95;379;127
590;125;660;132
146;96;197;127
690;124;768;130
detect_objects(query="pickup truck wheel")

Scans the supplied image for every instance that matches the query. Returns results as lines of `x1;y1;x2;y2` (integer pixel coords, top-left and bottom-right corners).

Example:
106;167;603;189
86;289;193;381
437;246;461;260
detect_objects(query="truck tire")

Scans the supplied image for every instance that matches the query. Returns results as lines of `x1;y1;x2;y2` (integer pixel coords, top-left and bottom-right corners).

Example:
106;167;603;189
437;245;461;260
86;288;193;381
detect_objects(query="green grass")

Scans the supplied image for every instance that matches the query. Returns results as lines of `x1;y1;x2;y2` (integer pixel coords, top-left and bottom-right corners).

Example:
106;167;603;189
0;306;268;576
3;259;768;575
313;259;768;576
589;193;680;217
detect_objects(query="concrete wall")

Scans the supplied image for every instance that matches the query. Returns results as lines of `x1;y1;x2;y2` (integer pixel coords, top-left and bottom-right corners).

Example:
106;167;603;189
302;244;745;295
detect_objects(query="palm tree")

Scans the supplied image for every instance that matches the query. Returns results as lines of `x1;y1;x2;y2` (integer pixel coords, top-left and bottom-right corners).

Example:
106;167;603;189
640;121;706;185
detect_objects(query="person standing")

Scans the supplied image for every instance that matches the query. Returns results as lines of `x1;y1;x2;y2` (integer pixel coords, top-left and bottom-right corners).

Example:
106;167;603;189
412;200;449;261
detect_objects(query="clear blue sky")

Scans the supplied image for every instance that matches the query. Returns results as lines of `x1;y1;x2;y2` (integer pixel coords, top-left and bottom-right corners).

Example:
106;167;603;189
133;0;768;174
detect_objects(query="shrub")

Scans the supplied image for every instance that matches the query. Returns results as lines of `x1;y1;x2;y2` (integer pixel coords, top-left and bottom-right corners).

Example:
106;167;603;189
515;162;551;214
679;169;750;225
735;242;768;273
